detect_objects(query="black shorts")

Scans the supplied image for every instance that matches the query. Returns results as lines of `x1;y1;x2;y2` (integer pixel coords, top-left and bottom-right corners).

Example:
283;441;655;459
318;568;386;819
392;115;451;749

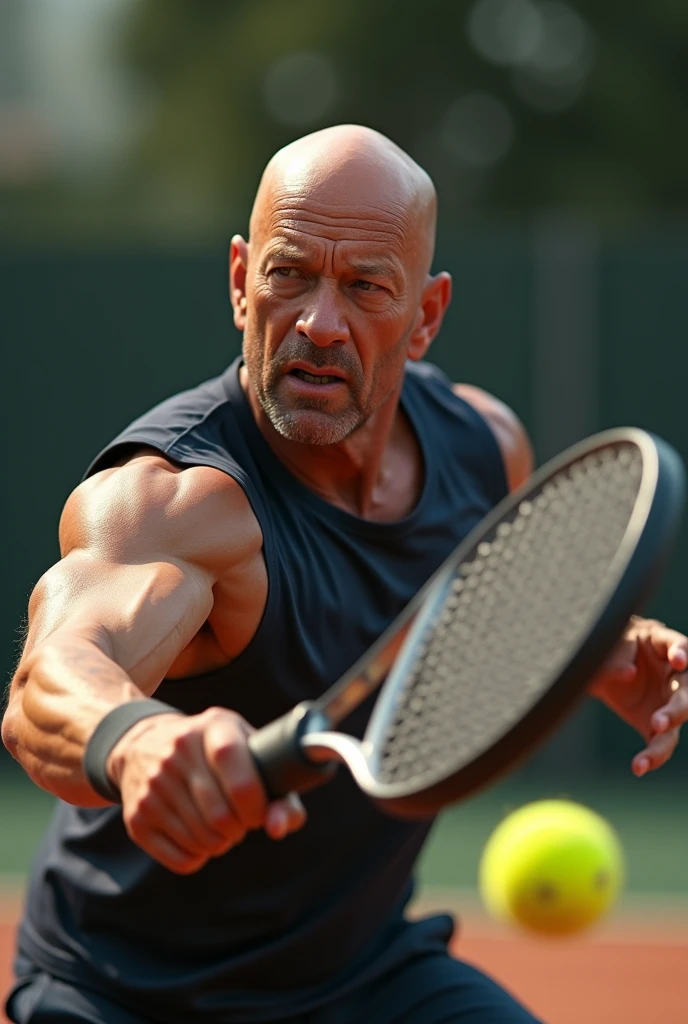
6;951;542;1024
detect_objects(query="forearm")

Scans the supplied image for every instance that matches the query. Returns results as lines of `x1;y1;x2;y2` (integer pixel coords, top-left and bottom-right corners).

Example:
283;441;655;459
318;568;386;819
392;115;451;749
2;629;145;805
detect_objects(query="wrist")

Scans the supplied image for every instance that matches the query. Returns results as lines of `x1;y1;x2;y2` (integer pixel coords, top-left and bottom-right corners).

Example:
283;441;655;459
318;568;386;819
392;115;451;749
105;712;180;793
84;699;184;803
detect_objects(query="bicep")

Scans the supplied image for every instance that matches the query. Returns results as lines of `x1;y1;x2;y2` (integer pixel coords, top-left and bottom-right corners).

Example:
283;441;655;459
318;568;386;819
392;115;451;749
16;454;259;694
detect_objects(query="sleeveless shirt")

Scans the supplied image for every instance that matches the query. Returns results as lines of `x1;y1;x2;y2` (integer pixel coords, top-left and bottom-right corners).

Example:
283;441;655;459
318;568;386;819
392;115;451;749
16;358;508;1023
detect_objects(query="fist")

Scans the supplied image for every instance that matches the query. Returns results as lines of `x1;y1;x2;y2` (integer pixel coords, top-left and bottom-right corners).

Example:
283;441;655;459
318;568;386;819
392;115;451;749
106;706;306;873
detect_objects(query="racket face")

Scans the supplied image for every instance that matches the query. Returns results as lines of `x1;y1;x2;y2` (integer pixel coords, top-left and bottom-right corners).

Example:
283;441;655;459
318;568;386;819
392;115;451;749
356;430;683;816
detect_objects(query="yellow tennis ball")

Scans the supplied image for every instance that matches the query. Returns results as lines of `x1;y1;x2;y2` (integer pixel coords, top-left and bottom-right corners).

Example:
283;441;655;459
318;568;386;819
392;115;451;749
479;799;624;938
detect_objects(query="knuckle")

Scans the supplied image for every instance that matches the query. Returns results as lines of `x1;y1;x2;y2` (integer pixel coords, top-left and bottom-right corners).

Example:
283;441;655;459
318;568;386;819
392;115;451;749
209;725;245;758
158;751;178;775
172;731;194;756
207;805;237;834
202;706;241;730
147;771;170;796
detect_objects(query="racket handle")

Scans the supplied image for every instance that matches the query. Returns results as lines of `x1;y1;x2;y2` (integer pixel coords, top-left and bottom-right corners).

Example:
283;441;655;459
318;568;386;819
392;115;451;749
248;702;337;799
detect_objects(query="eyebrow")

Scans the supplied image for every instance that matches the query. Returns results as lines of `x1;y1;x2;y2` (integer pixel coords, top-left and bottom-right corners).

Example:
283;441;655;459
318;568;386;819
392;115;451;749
262;245;316;268
347;259;404;287
263;246;404;289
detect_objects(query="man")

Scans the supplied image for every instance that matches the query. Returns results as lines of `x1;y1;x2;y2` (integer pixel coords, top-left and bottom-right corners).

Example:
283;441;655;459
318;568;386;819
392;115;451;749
3;125;687;1024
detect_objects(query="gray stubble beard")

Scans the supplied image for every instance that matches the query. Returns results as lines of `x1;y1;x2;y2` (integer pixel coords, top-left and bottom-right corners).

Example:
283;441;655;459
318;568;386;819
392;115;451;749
257;380;366;446
244;327;410;446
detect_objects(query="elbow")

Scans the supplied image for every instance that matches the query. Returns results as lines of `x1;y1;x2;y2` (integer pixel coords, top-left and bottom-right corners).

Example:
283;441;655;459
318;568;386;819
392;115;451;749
1;706;20;760
2;649;109;808
2;664;28;761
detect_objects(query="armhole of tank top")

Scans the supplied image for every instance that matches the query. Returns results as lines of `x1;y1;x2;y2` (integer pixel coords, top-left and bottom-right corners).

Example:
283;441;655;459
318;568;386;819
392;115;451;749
84;434;283;673
408;364;510;507
164;443;284;674
460;399;510;505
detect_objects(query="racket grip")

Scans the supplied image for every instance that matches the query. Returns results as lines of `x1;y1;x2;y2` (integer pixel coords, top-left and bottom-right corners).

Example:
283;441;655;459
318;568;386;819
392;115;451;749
248;702;337;800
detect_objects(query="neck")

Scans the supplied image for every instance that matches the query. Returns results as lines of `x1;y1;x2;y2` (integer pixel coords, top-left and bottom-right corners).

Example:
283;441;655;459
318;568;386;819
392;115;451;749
239;365;409;519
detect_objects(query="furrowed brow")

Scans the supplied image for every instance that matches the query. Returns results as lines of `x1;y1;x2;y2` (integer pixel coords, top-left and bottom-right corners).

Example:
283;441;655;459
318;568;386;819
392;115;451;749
262;244;316;268
349;260;404;288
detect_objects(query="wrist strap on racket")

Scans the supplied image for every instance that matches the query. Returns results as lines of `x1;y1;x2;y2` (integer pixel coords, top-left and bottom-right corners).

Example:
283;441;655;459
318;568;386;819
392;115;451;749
84;699;183;803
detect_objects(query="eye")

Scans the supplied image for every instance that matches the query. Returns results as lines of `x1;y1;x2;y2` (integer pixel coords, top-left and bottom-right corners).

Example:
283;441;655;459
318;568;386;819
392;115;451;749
353;280;383;292
272;267;301;279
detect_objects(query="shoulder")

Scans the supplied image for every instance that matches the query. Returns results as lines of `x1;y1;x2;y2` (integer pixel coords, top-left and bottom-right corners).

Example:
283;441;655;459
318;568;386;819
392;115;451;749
452;384;534;493
60;449;262;574
83;364;238;480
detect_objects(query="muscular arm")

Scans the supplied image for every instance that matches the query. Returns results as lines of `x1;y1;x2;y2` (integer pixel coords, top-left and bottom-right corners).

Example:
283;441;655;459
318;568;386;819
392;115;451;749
2;452;261;806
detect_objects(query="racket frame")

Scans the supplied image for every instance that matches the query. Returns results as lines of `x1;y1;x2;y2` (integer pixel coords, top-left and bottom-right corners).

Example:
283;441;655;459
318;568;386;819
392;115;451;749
250;428;685;813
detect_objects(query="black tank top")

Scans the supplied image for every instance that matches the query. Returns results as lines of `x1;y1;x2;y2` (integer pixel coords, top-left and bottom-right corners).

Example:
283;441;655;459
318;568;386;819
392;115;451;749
17;358;508;1023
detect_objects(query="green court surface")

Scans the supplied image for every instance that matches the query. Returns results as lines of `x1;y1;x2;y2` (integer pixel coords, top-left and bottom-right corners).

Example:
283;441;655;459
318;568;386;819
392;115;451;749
1;762;686;899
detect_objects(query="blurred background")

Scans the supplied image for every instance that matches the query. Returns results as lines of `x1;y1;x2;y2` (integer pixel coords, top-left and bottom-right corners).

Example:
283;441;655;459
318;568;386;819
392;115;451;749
1;0;687;1017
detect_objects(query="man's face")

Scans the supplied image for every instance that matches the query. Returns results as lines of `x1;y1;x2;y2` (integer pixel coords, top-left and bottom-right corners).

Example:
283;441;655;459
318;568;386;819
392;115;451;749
238;179;428;446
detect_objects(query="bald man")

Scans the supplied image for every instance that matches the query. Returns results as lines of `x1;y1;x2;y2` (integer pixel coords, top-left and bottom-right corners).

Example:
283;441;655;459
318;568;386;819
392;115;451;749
5;126;688;1024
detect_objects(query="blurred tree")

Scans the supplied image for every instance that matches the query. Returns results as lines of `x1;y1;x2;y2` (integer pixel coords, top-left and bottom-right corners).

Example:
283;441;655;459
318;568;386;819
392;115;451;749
116;0;688;231
1;0;686;236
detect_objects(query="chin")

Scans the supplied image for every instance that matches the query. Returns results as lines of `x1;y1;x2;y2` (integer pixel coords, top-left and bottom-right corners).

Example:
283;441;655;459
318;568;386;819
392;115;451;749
269;408;359;446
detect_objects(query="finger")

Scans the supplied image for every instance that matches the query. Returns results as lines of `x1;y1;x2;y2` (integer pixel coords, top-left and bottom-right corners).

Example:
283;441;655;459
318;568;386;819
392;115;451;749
146;831;209;875
601;637;638;673
265;793;307;841
632;727;680;776
125;789;206;859
184;768;247;843
203;714;267;831
165;775;245;853
127;783;239;859
588;660;636;696
646;625;688;664
651;681;688;733
668;644;688;672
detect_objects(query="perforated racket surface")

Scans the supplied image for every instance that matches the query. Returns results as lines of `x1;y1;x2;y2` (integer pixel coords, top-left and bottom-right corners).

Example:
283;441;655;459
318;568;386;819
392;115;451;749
249;429;685;818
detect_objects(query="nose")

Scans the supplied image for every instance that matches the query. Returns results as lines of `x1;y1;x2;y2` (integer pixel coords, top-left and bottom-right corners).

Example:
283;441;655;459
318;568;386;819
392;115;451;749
295;283;350;347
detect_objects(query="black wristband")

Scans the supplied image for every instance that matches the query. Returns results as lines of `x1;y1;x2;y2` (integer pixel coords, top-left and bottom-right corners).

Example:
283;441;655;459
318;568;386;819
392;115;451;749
83;699;183;803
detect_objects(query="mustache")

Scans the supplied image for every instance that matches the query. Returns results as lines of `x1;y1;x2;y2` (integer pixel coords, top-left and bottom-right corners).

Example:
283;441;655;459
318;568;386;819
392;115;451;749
271;338;362;379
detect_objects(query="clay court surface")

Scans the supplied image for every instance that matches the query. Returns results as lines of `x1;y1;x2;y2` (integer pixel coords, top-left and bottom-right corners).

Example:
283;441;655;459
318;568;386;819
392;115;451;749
1;892;686;1024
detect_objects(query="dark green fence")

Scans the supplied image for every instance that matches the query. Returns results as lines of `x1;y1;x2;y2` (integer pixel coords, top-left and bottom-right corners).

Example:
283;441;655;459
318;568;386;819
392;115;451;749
2;225;688;778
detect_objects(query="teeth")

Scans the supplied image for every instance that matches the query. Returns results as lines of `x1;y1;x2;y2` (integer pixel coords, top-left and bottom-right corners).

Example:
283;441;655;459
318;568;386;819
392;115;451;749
297;371;338;384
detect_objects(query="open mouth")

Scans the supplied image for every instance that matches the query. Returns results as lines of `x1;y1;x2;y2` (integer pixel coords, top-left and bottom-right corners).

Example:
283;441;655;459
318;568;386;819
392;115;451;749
288;369;344;385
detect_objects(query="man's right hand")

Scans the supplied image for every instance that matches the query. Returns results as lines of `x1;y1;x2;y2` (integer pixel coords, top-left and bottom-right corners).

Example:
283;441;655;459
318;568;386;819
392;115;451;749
107;707;307;874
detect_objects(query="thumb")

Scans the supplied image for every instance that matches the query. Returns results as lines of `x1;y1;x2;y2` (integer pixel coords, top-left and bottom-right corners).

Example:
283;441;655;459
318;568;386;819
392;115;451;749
265;793;307;841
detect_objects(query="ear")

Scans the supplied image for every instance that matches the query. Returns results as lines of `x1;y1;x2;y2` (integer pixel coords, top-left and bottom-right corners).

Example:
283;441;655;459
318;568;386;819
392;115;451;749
406;271;453;361
229;235;250;331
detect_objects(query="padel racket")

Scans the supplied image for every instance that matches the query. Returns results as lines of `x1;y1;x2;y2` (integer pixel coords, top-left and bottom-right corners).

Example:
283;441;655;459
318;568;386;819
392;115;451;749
248;428;685;819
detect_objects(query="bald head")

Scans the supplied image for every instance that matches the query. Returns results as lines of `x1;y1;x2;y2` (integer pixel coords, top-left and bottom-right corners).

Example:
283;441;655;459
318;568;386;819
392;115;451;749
233;126;451;448
249;125;437;277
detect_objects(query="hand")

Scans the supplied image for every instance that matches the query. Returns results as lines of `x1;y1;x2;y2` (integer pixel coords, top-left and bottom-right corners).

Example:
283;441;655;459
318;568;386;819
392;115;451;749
588;617;688;777
107;707;306;874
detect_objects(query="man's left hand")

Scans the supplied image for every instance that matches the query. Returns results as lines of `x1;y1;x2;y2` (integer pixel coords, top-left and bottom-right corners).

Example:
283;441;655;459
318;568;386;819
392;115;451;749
589;617;688;777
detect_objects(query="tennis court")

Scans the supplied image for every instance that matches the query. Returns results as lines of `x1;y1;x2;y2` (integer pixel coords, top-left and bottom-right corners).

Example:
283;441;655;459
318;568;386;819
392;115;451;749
2;892;686;1023
2;774;686;1022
